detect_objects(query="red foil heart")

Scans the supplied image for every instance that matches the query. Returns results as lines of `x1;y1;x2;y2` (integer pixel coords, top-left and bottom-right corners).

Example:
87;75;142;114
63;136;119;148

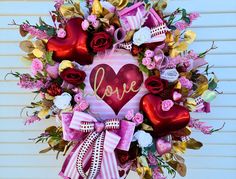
140;94;190;136
46;18;93;65
90;64;143;115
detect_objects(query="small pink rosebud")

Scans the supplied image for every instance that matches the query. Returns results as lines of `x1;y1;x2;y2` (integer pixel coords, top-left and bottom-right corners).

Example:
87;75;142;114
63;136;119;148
81;20;90;31
142;57;152;66
162;99;174;111
132;113;144;125
147;62;156;70
57;28;66;38
144;50;154;58
92;20;100;29
74;92;83;103
87;14;97;23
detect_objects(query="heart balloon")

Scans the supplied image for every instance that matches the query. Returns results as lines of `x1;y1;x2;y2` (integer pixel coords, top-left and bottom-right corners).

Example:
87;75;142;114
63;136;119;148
46;18;93;65
140;94;190;135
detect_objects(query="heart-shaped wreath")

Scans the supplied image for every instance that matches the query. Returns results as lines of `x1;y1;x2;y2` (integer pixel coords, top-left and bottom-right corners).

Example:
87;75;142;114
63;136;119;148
10;0;224;178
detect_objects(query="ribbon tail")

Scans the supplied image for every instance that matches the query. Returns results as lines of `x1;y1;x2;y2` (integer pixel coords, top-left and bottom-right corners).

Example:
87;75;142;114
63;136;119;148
97;131;121;179
59;142;92;179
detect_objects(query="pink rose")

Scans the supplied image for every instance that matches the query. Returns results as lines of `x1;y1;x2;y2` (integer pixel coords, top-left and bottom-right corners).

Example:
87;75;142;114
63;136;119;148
179;76;193;89
147;62;156;70
81;20;90;31
132;113;143;125
145;50;154;58
57;28;66;38
125;109;134;120
142;57;152;66
162;100;174;111
92;20;100;29
31;58;43;75
87;15;97;23
74;92;83;103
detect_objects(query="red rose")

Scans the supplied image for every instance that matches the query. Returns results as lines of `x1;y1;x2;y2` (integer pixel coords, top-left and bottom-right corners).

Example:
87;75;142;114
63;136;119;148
46;83;62;96
90;32;113;52
131;45;143;56
60;68;86;86
145;76;168;94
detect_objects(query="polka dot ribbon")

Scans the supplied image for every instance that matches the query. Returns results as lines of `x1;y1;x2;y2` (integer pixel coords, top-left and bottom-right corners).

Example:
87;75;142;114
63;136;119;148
76;119;120;178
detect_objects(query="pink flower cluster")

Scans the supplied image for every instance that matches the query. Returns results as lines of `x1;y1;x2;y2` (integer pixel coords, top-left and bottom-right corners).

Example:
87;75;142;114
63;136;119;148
175;12;200;31
168;50;200;70
73;92;89;112
188;118;213;134
18;74;44;90
142;50;164;70
25;115;41;125
22;24;49;39
125;109;143;125
179;76;193;89
82;15;100;31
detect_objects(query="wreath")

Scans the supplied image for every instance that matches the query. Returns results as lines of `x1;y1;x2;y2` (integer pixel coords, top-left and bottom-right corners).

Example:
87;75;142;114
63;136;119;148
10;0;224;178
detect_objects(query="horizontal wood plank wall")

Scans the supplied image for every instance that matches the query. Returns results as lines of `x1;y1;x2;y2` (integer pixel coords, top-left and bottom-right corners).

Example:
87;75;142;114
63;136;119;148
0;0;236;178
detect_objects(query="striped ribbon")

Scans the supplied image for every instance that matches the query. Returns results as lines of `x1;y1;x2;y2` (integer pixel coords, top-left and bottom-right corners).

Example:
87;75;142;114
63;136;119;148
118;23;169;51
60;112;122;179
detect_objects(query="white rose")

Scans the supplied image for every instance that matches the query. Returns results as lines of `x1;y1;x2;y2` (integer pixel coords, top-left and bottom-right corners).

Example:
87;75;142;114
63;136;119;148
160;68;179;82
133;130;153;148
54;92;72;109
133;27;151;46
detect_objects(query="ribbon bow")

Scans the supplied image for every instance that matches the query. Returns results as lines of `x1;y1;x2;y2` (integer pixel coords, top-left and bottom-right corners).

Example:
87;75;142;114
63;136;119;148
60;112;135;179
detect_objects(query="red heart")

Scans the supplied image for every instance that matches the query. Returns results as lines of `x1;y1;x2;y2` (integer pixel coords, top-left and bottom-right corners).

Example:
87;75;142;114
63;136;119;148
90;64;143;115
46;18;93;65
140;94;190;135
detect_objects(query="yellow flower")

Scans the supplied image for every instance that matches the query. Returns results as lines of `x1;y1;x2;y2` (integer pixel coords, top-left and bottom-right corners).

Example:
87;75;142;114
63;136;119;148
166;31;188;58
184;30;196;44
32;49;44;58
38;108;49;119
59;60;73;73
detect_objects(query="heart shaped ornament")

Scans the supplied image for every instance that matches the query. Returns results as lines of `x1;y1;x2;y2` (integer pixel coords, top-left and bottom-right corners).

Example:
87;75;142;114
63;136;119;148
83;50;148;120
140;94;190;135
46;18;93;65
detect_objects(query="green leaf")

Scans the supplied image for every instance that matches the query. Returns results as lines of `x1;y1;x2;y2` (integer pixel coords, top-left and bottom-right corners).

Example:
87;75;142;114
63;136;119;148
208;74;219;90
169;25;177;30
45;51;55;65
47;28;56;36
183;17;190;24
182;9;187;18
78;82;86;90
139;64;150;76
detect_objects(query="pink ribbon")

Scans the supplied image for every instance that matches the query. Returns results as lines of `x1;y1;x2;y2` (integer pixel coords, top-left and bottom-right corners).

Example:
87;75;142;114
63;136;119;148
97;27;126;58
60;112;135;179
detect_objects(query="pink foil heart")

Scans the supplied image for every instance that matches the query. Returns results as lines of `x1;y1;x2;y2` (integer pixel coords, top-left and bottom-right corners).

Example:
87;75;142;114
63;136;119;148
156;138;172;156
46;63;59;79
173;91;182;101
